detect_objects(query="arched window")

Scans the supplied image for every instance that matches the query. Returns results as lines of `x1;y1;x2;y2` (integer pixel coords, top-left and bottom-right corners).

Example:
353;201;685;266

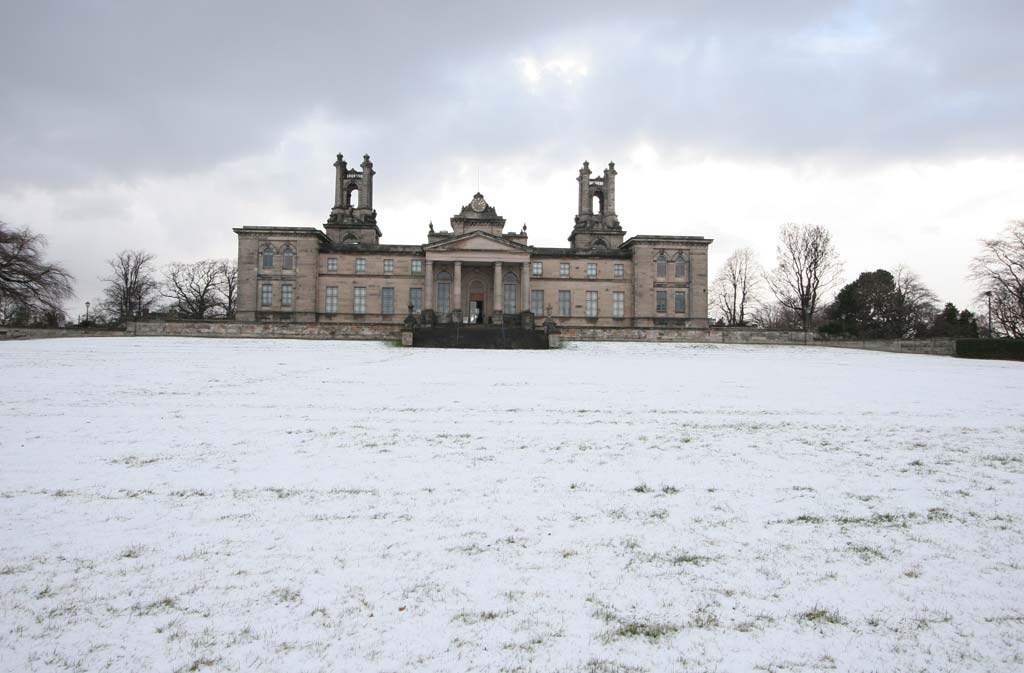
281;244;296;271
436;271;452;315
592;238;608;249
592;192;603;215
260;244;275;269
503;271;519;314
656;254;667;278
342;234;358;245
347;184;360;208
674;254;686;279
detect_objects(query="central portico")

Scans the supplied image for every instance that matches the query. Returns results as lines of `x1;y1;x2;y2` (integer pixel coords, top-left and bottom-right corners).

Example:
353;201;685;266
422;193;533;324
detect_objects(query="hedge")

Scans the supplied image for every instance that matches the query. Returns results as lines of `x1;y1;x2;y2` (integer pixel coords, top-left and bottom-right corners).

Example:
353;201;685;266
955;338;1024;361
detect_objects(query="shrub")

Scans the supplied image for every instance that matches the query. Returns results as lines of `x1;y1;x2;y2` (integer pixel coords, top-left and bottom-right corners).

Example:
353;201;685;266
955;338;1024;361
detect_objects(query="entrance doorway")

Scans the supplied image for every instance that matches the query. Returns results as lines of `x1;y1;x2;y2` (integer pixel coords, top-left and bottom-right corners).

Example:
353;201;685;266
469;299;484;324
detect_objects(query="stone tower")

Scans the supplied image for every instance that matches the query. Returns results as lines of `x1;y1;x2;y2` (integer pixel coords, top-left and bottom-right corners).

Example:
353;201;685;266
324;153;381;245
569;160;625;249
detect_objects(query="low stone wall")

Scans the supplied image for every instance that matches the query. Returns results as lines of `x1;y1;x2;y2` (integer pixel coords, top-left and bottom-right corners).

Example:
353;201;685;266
127;320;401;341
0;327;130;340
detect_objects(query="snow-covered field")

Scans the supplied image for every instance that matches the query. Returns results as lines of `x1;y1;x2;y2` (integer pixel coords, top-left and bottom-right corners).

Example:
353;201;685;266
1;338;1022;673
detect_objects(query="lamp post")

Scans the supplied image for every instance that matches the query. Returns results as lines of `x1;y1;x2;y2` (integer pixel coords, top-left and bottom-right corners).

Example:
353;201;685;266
85;301;90;325
984;291;992;338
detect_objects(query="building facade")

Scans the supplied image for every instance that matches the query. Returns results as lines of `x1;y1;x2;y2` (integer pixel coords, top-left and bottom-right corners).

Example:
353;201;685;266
234;154;712;328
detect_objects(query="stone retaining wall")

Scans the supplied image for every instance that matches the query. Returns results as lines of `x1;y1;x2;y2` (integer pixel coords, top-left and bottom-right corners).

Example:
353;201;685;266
128;320;401;341
0;327;130;340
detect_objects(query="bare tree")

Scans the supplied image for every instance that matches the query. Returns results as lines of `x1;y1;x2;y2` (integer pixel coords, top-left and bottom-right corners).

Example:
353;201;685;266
892;265;938;337
970;221;1024;338
750;300;800;329
766;223;843;331
162;259;223;319
101;250;159;323
0;220;74;325
712;247;761;326
216;259;238;318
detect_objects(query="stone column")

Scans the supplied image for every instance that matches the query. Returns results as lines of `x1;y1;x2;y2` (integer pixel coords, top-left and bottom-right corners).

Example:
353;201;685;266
453;261;463;322
521;261;531;315
493;261;503;320
424;260;434;311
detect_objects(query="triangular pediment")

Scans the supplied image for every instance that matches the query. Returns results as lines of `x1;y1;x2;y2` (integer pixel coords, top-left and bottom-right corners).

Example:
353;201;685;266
424;230;528;252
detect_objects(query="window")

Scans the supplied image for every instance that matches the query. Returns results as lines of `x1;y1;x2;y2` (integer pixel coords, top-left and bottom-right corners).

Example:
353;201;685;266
503;272;518;314
592;238;608;249
585;291;598;318
355;258;366;273
384;259;394;273
382;287;395;315
614;263;624;279
560;262;570;278
436;271;451;314
411;259;423;273
354;287;367;314
327;257;337;272
675;291;687;313
558;290;571;317
531;261;543;277
282;245;295;271
261;284;272;307
586;263;597;278
656;254;667;278
410;287;423;313
261;246;274;269
656;290;667;313
281;284;293;307
325;287;338;314
531;289;544;315
613;291;625;318
675;256;686;279
342;235;358;245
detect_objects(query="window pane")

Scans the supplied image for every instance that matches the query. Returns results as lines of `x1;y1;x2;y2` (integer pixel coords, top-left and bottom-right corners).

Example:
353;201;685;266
410;288;423;313
356;258;366;273
281;284;293;307
437;283;451;314
382;287;395;314
532;261;542;276
560;262;569;277
614;264;624;278
613;291;625;318
354;287;366;314
531;289;544;315
585;291;598;317
283;250;294;270
262;250;273;269
327;257;337;272
656;290;667;312
675;291;686;313
384;259;394;273
412;260;423;273
587;263;597;278
675;258;686;278
261;284;272;306
503;283;517;314
656;256;666;277
558;290;571;317
326;287;338;314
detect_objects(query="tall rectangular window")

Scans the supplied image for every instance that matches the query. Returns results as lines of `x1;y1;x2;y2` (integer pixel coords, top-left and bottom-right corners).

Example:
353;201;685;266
384;259;394;273
281;284;293;307
356;258;366;273
560;262;570;278
503;283;517;314
381;287;395;315
437;283;451;314
613;291;625;318
410;287;423;313
262;249;273;269
585;291;598;317
675;291;687;313
531;261;543;277
327;257;337;272
531;289;544;315
354;287;367;314
656;256;667;278
675;257;686;279
411;259;423;273
261;284;272;307
656;290;667;313
614;263;624;279
558;290;571;317
325;287;338;314
586;263;597;278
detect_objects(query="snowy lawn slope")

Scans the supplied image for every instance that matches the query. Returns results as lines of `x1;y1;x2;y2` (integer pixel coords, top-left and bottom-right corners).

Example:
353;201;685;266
1;338;1023;672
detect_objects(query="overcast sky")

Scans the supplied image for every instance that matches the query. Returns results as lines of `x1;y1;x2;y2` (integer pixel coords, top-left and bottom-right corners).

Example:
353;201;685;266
2;1;1023;317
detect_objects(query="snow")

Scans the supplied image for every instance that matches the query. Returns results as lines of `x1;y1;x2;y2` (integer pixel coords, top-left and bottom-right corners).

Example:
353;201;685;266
1;337;1023;673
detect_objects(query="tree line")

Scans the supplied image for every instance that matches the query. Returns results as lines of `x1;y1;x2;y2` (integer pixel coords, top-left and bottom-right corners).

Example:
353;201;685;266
0;220;237;327
712;220;1024;338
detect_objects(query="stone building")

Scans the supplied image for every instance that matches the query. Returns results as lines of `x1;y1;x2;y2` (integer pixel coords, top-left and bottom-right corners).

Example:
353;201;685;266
234;154;712;328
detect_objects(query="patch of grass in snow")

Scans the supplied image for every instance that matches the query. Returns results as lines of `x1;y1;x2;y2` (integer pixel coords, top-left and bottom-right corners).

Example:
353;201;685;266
0;564;32;575
111;454;162;468
583;659;647;673
51;489;72;497
176;657;219;673
777;514;825;525
926;507;953;522
735;613;776;633
847;543;888;561
169;489;211;498
120;544;145;559
903;566;922;578
132;597;177;615
688;604;719;628
270;587;302;604
608;619;680;641
799;606;846;625
647;509;669;520
792;485;816;492
660;485;679;495
34;585;54;599
633;483;652;493
267;487;301;499
452;610;503;624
